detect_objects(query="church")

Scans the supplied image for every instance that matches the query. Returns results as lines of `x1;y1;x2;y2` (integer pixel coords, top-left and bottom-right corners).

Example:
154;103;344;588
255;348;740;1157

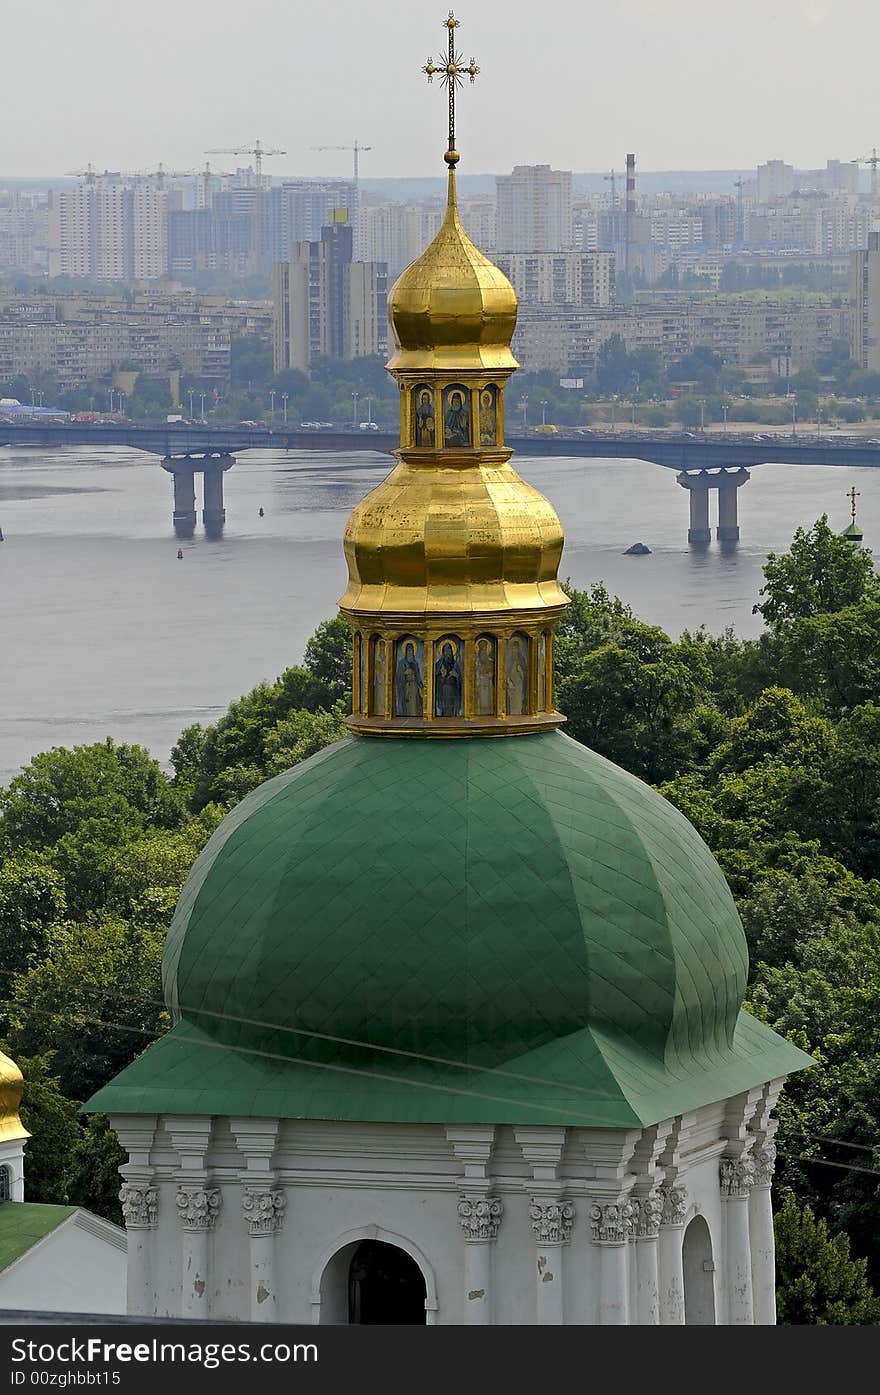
85;13;811;1325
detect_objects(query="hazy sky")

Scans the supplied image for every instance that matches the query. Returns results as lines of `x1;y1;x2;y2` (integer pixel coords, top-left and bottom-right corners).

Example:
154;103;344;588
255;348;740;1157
5;0;880;178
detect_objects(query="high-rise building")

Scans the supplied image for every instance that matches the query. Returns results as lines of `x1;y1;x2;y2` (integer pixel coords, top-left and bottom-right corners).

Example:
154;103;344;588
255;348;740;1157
756;160;795;204
273;214;386;372
359;203;444;280
495;165;573;252
850;229;880;371
49;177;171;283
267;180;358;264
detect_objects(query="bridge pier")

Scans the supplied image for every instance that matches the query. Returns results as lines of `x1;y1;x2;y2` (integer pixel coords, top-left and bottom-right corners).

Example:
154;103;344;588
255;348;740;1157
162;459;197;538
202;455;234;538
677;467;750;545
161;453;234;538
717;470;749;542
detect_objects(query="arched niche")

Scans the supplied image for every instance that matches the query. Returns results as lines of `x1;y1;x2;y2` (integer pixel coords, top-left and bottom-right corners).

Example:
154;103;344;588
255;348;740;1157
0;1165;10;1202
370;635;387;717
683;1214;716;1325
434;636;464;717
412;384;436;447
441;384;471;447
473;634;497;716
310;1225;438;1325
505;631;530;716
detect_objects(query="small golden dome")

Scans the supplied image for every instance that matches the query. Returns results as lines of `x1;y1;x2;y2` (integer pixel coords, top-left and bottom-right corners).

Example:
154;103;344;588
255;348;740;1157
388;168;518;372
340;456;567;616
0;1048;28;1143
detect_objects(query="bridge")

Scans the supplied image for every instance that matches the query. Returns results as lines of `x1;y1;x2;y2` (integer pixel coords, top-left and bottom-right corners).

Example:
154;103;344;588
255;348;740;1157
1;420;878;542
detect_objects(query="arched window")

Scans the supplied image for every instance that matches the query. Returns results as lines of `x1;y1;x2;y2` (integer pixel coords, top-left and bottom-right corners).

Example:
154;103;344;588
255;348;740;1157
505;632;530;716
473;635;497;716
683;1214;716;1324
434;636;463;717
0;1166;11;1202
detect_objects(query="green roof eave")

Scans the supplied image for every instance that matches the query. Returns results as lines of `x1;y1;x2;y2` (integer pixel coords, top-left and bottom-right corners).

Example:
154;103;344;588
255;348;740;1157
83;1009;812;1130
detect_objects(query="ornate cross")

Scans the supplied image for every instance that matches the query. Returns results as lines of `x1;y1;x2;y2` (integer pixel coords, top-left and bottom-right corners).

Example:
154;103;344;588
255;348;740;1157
423;11;479;156
849;485;860;523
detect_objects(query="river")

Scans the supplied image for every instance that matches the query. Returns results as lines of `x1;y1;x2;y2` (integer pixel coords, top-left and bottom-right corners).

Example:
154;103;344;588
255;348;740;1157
0;445;875;783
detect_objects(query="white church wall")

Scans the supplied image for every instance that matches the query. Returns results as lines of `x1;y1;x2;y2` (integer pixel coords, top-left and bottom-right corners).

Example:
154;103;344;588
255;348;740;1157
111;1079;786;1325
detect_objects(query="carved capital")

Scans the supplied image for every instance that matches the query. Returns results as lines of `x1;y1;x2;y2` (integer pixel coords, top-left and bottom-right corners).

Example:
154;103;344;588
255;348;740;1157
241;1187;286;1236
119;1183;157;1229
659;1184;688;1227
590;1199;633;1245
457;1193;502;1242
720;1155;755;1199
752;1142;777;1188
176;1186;222;1231
634;1192;664;1239
529;1197;574;1245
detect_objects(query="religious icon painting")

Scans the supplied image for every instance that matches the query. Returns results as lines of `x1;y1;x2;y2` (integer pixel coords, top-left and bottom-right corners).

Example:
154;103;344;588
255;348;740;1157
434;636;463;717
442;384;471;447
537;631;548;711
355;633;366;713
505;632;529;716
371;636;387;717
473;634;497;716
479;384;498;445
394;636;424;717
413;385;436;447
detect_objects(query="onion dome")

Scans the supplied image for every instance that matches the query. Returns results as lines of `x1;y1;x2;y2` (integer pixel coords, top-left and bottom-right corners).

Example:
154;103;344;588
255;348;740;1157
0;1049;28;1144
388;165;518;373
86;732;811;1127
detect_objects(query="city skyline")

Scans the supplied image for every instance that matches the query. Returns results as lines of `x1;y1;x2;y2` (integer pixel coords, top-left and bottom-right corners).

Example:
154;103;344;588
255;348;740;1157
4;0;880;178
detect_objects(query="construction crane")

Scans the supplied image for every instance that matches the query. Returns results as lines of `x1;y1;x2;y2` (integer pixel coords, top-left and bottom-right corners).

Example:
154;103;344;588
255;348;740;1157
603;168;618;210
852;148;880;197
204;140;286;189
118;163;206;187
310;139;372;183
65;164;102;182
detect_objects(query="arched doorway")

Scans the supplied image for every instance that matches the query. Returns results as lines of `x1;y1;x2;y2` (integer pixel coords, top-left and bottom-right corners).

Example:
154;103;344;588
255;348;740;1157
683;1214;716;1324
347;1240;426;1324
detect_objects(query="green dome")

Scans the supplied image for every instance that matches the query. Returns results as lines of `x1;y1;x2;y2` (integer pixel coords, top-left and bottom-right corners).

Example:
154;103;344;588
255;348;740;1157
87;732;810;1127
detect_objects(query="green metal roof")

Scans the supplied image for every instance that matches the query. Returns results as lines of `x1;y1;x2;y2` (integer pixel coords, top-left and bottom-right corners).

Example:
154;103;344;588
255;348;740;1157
86;732;811;1127
0;1204;75;1272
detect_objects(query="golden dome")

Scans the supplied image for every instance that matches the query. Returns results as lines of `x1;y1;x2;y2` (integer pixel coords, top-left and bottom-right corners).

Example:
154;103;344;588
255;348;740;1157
387;166;518;372
339;454;567;617
0;1048;28;1143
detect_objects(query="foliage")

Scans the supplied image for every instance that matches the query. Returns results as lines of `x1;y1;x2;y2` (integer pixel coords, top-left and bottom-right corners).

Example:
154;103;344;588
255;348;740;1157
14;1052;79;1205
5;918;167;1101
775;1196;880;1324
755;516;879;627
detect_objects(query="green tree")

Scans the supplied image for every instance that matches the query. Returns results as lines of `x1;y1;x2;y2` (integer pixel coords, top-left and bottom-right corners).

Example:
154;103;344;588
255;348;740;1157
755;516;879;628
0;855;66;979
14;1052;79;1204
775;1195;880;1324
6;918;166;1101
66;1115;126;1225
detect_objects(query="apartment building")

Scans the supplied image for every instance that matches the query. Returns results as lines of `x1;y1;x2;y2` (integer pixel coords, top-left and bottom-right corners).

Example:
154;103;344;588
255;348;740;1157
513;294;850;376
273;219;387;373
850;230;880;371
493;251;614;307
495;165;573;252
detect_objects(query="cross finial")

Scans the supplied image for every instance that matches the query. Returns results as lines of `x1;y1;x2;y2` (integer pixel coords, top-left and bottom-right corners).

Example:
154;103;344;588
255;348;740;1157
422;11;480;164
849;484;860;523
